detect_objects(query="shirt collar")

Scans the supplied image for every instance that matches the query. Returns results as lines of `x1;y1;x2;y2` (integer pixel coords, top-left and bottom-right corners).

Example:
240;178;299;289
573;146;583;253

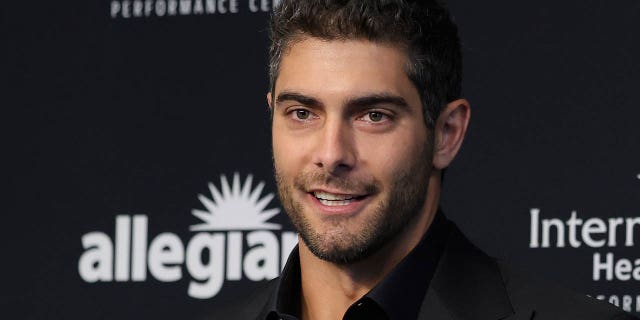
274;245;302;317
267;209;451;320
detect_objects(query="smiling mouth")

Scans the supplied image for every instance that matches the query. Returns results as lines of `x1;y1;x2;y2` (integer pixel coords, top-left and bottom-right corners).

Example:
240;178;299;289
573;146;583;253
312;191;367;206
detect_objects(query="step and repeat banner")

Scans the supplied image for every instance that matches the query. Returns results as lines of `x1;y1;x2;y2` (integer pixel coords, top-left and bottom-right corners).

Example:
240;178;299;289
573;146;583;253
5;0;639;318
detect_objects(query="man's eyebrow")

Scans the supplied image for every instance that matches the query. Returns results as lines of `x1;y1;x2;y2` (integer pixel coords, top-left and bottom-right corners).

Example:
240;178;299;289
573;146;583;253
345;93;410;110
275;92;322;108
275;91;410;110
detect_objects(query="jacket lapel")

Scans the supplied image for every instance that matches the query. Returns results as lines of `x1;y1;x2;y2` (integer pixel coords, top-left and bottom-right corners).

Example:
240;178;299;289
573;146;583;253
418;287;455;320
417;224;515;320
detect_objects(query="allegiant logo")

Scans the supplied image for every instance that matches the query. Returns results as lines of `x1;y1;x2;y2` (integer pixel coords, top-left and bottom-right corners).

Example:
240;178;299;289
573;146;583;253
78;174;298;299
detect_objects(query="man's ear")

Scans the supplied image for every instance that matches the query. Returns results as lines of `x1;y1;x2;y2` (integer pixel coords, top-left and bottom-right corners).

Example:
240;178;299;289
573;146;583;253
267;92;273;110
432;99;471;170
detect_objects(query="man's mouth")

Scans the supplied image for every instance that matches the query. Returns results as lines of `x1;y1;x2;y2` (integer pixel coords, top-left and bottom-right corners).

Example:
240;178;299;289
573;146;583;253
312;191;366;207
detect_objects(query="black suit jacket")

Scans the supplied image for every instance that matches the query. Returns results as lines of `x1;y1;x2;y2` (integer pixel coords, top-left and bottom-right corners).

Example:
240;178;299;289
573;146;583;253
219;223;637;320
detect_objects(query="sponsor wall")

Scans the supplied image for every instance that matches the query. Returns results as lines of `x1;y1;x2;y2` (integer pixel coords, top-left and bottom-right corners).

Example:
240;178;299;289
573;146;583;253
5;0;639;318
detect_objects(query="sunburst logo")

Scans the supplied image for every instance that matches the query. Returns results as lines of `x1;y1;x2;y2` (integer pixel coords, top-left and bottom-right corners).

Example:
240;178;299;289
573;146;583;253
190;173;281;231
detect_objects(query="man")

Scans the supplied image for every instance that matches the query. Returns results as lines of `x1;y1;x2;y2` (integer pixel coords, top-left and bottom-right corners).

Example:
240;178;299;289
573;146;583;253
221;1;637;319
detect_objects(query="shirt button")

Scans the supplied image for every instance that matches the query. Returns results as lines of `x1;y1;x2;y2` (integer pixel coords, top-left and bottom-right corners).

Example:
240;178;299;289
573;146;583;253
356;302;363;307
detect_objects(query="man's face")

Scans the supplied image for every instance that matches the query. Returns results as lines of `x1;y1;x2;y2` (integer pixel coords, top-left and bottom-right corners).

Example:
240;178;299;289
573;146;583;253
271;37;433;264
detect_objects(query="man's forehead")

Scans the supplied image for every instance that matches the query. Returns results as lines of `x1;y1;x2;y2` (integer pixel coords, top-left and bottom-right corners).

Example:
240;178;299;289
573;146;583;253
279;36;409;65
274;37;418;105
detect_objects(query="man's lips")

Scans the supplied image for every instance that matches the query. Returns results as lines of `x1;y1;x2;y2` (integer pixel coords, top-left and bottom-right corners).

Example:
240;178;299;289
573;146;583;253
306;190;370;209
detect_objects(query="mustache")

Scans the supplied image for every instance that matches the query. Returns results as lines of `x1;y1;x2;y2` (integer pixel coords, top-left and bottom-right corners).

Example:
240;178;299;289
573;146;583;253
293;171;380;195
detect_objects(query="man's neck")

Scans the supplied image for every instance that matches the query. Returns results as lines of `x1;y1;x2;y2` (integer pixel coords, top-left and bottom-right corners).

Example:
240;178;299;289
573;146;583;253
298;174;442;320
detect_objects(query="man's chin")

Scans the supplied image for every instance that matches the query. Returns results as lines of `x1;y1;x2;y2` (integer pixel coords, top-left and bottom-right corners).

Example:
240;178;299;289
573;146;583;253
304;241;369;265
298;223;385;265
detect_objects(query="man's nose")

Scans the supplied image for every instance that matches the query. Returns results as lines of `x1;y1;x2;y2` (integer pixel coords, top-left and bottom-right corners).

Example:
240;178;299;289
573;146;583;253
312;118;356;175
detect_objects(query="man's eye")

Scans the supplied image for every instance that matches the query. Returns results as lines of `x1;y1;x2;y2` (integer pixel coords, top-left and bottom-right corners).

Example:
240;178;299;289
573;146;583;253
367;112;386;122
295;110;311;120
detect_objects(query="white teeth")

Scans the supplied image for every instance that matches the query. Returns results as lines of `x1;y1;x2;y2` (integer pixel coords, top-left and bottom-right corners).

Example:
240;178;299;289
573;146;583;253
313;191;355;201
313;192;362;206
318;199;353;206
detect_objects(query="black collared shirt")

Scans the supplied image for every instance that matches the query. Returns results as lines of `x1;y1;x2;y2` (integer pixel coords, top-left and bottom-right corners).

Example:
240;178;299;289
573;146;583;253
265;210;451;320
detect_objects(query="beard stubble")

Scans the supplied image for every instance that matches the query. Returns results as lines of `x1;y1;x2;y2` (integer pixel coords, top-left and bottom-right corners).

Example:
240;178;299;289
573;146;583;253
275;145;431;265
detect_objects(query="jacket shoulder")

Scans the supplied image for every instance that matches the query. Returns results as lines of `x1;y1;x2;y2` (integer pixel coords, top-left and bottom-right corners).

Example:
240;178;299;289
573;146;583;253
496;261;638;320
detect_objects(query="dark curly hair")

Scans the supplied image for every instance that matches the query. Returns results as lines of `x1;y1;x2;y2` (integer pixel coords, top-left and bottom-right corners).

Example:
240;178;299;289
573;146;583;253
268;0;462;128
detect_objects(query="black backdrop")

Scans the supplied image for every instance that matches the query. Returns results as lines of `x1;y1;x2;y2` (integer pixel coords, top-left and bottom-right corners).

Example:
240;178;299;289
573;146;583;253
5;0;640;318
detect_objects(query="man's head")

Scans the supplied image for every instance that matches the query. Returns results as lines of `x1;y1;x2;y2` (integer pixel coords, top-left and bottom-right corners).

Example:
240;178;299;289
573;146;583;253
268;0;470;265
268;0;462;128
